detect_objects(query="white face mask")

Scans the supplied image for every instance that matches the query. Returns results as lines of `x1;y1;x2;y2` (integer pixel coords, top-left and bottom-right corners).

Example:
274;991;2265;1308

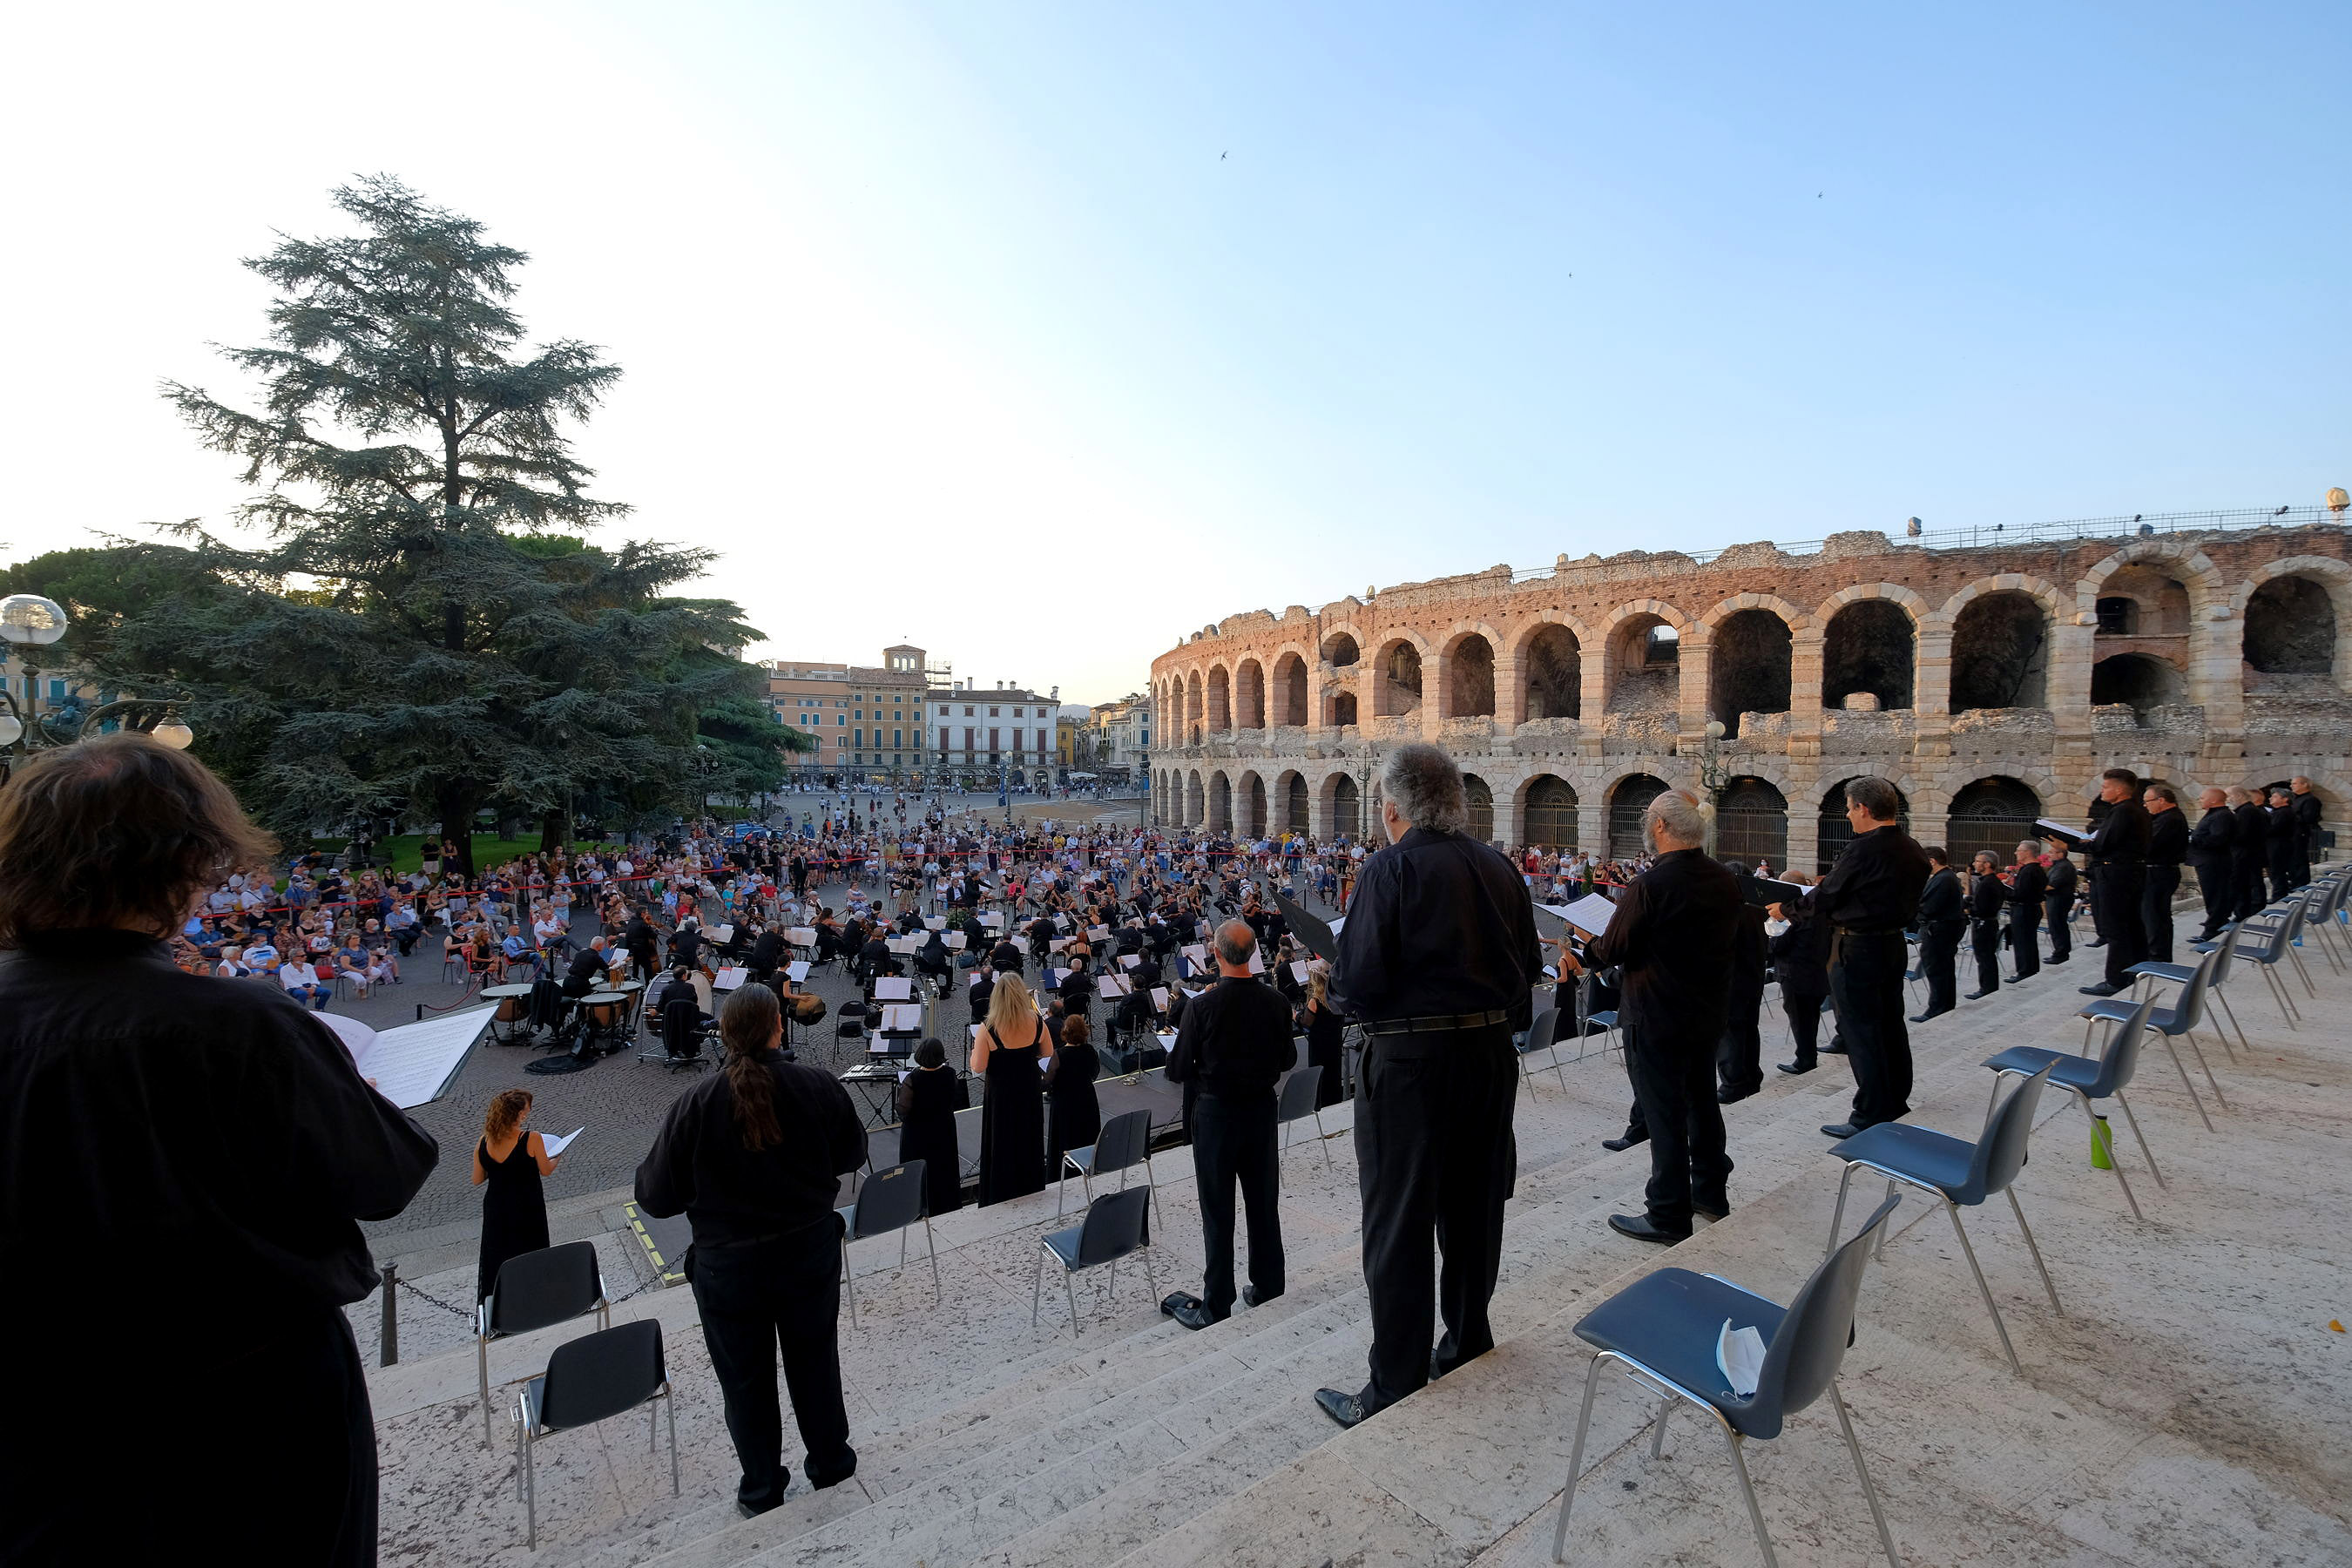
1765;918;1790;938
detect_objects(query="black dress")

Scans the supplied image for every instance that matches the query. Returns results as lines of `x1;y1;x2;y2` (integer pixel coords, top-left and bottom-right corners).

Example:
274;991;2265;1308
896;1065;969;1215
476;1134;550;1301
1045;1037;1102;1175
977;1025;1047;1206
1304;1000;1346;1108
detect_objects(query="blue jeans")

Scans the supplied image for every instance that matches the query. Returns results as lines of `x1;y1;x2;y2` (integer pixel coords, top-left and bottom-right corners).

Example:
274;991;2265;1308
289;984;330;1010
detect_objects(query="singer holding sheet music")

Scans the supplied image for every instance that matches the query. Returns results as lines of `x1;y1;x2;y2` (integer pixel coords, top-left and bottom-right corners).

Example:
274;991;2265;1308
473;1087;559;1301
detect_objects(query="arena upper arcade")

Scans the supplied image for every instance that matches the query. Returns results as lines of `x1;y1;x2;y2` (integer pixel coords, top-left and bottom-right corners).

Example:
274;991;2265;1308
1149;516;2352;872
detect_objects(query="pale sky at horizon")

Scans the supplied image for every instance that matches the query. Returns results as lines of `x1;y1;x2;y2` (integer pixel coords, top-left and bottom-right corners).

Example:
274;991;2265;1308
4;2;2346;706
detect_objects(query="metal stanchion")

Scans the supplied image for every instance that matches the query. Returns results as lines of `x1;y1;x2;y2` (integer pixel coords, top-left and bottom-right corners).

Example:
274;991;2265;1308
380;1260;399;1367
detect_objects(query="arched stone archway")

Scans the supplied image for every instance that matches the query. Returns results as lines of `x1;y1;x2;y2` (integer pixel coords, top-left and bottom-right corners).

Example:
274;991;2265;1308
1521;774;1578;850
1373;637;1425;717
1443;632;1497;719
1708;609;1794;736
1272;652;1309;727
1462;773;1495;841
1207;666;1232;733
1276;769;1308;833
1821;598;1917;710
1206;770;1232;832
1517;622;1584;722
1950;590;2052;711
1237;771;1267;836
1235;659;1266;730
1715;775;1788;867
1606;773;1670;859
1185;769;1205;827
1946;776;2044;869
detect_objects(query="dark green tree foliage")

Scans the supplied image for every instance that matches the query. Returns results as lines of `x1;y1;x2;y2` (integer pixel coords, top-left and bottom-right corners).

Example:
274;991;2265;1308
88;177;782;869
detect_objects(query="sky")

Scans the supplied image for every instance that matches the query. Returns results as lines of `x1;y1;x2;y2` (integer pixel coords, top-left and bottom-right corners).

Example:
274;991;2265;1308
3;2;2346;705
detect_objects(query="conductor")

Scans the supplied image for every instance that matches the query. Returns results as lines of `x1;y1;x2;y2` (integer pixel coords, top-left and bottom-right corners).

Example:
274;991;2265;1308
1558;791;1740;1242
1315;745;1541;1430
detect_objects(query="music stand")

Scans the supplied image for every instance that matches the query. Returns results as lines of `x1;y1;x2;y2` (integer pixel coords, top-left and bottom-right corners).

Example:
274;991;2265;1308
1274;889;1338;963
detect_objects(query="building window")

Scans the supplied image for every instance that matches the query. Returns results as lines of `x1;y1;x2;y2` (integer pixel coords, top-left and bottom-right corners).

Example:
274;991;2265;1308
836;714;845;726
893;729;902;747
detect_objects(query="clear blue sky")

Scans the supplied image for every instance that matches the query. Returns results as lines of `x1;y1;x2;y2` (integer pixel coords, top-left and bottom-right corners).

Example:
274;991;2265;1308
4;2;2345;702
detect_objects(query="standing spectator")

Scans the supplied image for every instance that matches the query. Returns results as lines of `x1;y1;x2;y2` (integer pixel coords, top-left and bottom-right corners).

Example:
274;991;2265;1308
0;735;437;1565
1910;847;1963;1022
471;1088;558;1301
2186;787;2237;942
634;984;864;1515
1814;776;1931;1139
1317;746;1540;1429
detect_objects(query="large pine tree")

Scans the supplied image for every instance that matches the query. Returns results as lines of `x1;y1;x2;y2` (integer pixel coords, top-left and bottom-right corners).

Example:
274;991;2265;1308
75;177;778;868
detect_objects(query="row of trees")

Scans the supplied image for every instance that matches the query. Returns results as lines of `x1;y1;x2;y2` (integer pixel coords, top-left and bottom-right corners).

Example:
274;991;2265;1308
1;178;801;872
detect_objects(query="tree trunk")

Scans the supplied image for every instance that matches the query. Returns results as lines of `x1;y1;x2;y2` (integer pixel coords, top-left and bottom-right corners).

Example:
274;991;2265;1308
437;783;481;877
538;806;568;855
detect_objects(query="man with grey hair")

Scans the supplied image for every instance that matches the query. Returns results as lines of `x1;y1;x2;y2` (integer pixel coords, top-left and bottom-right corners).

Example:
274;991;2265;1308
2186;786;2236;941
1561;789;1741;1243
1163;919;1295;1331
1812;776;1930;1139
1318;744;1541;1429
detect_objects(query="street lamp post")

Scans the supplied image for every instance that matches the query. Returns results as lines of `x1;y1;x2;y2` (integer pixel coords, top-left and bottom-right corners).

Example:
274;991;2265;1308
1695;719;1729;855
0;594;196;769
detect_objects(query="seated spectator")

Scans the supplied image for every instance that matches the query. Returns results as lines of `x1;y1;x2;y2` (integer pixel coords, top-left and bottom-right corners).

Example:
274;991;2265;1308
385;898;420;955
280;955;333;1010
215;945;255;979
334;936;375;996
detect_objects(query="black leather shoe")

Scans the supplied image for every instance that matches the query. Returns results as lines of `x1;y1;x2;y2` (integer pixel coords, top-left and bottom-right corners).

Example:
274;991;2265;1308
2047;953;2069;963
1241;1286;1279;1309
1716;1085;1756;1105
1821;1122;1866;1139
1171;1301;1227;1331
1314;1388;1369;1429
2078;982;2122;997
1609;1213;1692;1244
1820;1043;1848;1056
1776;1059;1815;1075
1963;989;1993;1001
1693;1201;1729;1223
1601;1131;1648;1152
2085;938;2105;949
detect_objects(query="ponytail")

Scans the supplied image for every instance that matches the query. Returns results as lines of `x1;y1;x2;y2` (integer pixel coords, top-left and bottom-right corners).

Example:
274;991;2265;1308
719;983;784;1151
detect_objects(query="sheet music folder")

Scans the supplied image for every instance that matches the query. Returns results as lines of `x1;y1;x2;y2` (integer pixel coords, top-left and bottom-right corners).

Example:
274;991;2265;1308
1740;875;1812;909
2034;817;2092;847
1274;890;1338;963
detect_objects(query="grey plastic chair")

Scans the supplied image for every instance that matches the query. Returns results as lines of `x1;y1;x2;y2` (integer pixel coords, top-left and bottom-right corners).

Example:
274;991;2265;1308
2169;922;2252;1054
835;1159;940;1329
1984;994;2162;1220
1058;1106;1160;1240
1550;1193;1904;1568
1031;1185;1157;1337
1517;1006;1569;1098
1824;1064;2060;1375
2246;896;2319;999
1275;1064;1333;1169
2210;902;2306;1026
512;1319;676;1549
477;1241;610;1446
2082;944;2225;1128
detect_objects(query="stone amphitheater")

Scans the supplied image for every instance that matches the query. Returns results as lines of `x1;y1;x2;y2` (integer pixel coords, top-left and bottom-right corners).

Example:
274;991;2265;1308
1149;510;2352;870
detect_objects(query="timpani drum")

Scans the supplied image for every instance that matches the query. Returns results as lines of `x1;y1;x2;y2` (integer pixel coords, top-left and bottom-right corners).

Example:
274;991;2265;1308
583;991;628;1031
483;983;534;1023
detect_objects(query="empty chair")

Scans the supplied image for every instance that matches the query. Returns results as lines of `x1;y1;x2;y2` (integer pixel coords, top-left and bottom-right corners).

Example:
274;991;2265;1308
2081;945;2226;1124
1551;1193;1904;1568
1031;1186;1157;1337
2242;896;2318;1001
1517;1006;1569;1099
1057;1105;1159;1237
1983;994;2163;1220
835;1159;940;1329
1822;1064;2060;1376
512;1320;677;1550
477;1241;610;1445
2164;922;2252;1055
1276;1064;1332;1170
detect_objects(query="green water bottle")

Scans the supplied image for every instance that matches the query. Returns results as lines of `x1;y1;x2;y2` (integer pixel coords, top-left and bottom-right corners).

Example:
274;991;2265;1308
2090;1112;2114;1170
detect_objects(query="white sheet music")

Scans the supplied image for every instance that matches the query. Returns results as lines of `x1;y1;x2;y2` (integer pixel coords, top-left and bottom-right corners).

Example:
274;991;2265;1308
1290;961;1310;983
1150;986;1169;1010
713;966;747;990
945;932;967;950
1119;953;1141;970
541;1127;585;1158
925;916;948;930
785;927;818;946
873;977;912;1000
876;1003;923;1031
1559;893;1619;936
787;961;811;983
1098;974;1132;998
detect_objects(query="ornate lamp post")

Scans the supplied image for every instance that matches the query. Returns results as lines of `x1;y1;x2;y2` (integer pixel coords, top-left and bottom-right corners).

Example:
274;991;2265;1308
1695;719;1728;855
0;593;196;767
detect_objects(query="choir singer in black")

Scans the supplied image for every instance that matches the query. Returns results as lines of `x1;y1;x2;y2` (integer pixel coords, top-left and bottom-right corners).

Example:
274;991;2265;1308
1316;745;1542;1430
2186;787;2236;941
1815;776;1931;1139
2078;769;2150;997
1559;790;1740;1243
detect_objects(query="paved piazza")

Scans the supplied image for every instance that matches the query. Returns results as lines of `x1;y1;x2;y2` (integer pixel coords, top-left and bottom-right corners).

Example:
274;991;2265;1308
1148;519;2352;868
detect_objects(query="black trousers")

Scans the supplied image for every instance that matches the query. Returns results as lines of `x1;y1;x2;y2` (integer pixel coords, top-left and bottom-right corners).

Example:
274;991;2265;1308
690;1225;856;1511
2044;894;2072;961
1970;918;2001;994
1781;990;1827;1064
2268;849;2295;906
3;1307;375;1566
2142;864;2181;965
2235;855;2268;921
2096;864;2148;988
1354;1024;1515;1414
1715;984;1764;1096
1625;1020;1732;1231
2193;862;2233;936
1829;930;1912;1126
1190;1090;1283;1317
2011;905;2040;978
1918;920;1962;1015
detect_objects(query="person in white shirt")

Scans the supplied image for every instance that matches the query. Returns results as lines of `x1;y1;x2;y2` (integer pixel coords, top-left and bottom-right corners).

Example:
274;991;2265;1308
215;946;254;980
280;956;332;1010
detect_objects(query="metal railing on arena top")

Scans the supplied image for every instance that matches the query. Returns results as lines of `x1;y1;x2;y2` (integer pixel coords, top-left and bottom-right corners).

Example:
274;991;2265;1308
1503;504;2348;584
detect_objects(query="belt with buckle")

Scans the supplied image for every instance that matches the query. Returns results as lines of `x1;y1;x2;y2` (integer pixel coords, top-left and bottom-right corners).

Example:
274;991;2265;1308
1360;1009;1512;1036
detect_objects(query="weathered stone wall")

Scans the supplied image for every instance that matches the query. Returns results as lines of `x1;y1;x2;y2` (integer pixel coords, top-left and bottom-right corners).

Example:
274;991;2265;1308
1149;525;2352;866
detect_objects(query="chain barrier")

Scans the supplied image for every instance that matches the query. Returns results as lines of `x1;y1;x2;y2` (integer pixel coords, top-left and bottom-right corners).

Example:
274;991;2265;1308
392;1272;477;1322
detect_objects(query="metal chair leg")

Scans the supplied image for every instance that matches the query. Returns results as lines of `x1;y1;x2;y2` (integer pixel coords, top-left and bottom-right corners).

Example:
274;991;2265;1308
1830;1382;1903;1567
1825;1163;1860;1260
1876;1179;1896;1260
2111;1089;2163;1192
1648;1396;1674;1459
1030;1246;1044;1327
924;1216;942;1303
2211;988;2250;1055
2153;1035;2217;1132
1064;1267;1081;1336
1144;1241;1158;1301
524;1427;537;1550
1315;1111;1334;1171
1549;1355;1606;1563
2180;1028;2229;1110
841;1235;858;1330
2004;1187;2062;1315
479;1336;494;1447
1945;1200;2021;1375
1722;1428;1781;1568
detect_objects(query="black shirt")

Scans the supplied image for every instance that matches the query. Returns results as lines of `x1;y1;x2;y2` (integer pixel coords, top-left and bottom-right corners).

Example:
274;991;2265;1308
2233;801;2270;862
0;930;438;1343
2045;857;2078;902
1968;870;2005;921
1769;908;1830;996
563;945;610;996
1916;865;1964;925
1167;974;1297;1104
1331;828;1542;1023
2087;799;2151;867
2010;860;2047;912
1816;823;1932;931
2186;806;2234;868
633;1051;866;1247
2146;808;2187;868
1581;848;1742;1044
